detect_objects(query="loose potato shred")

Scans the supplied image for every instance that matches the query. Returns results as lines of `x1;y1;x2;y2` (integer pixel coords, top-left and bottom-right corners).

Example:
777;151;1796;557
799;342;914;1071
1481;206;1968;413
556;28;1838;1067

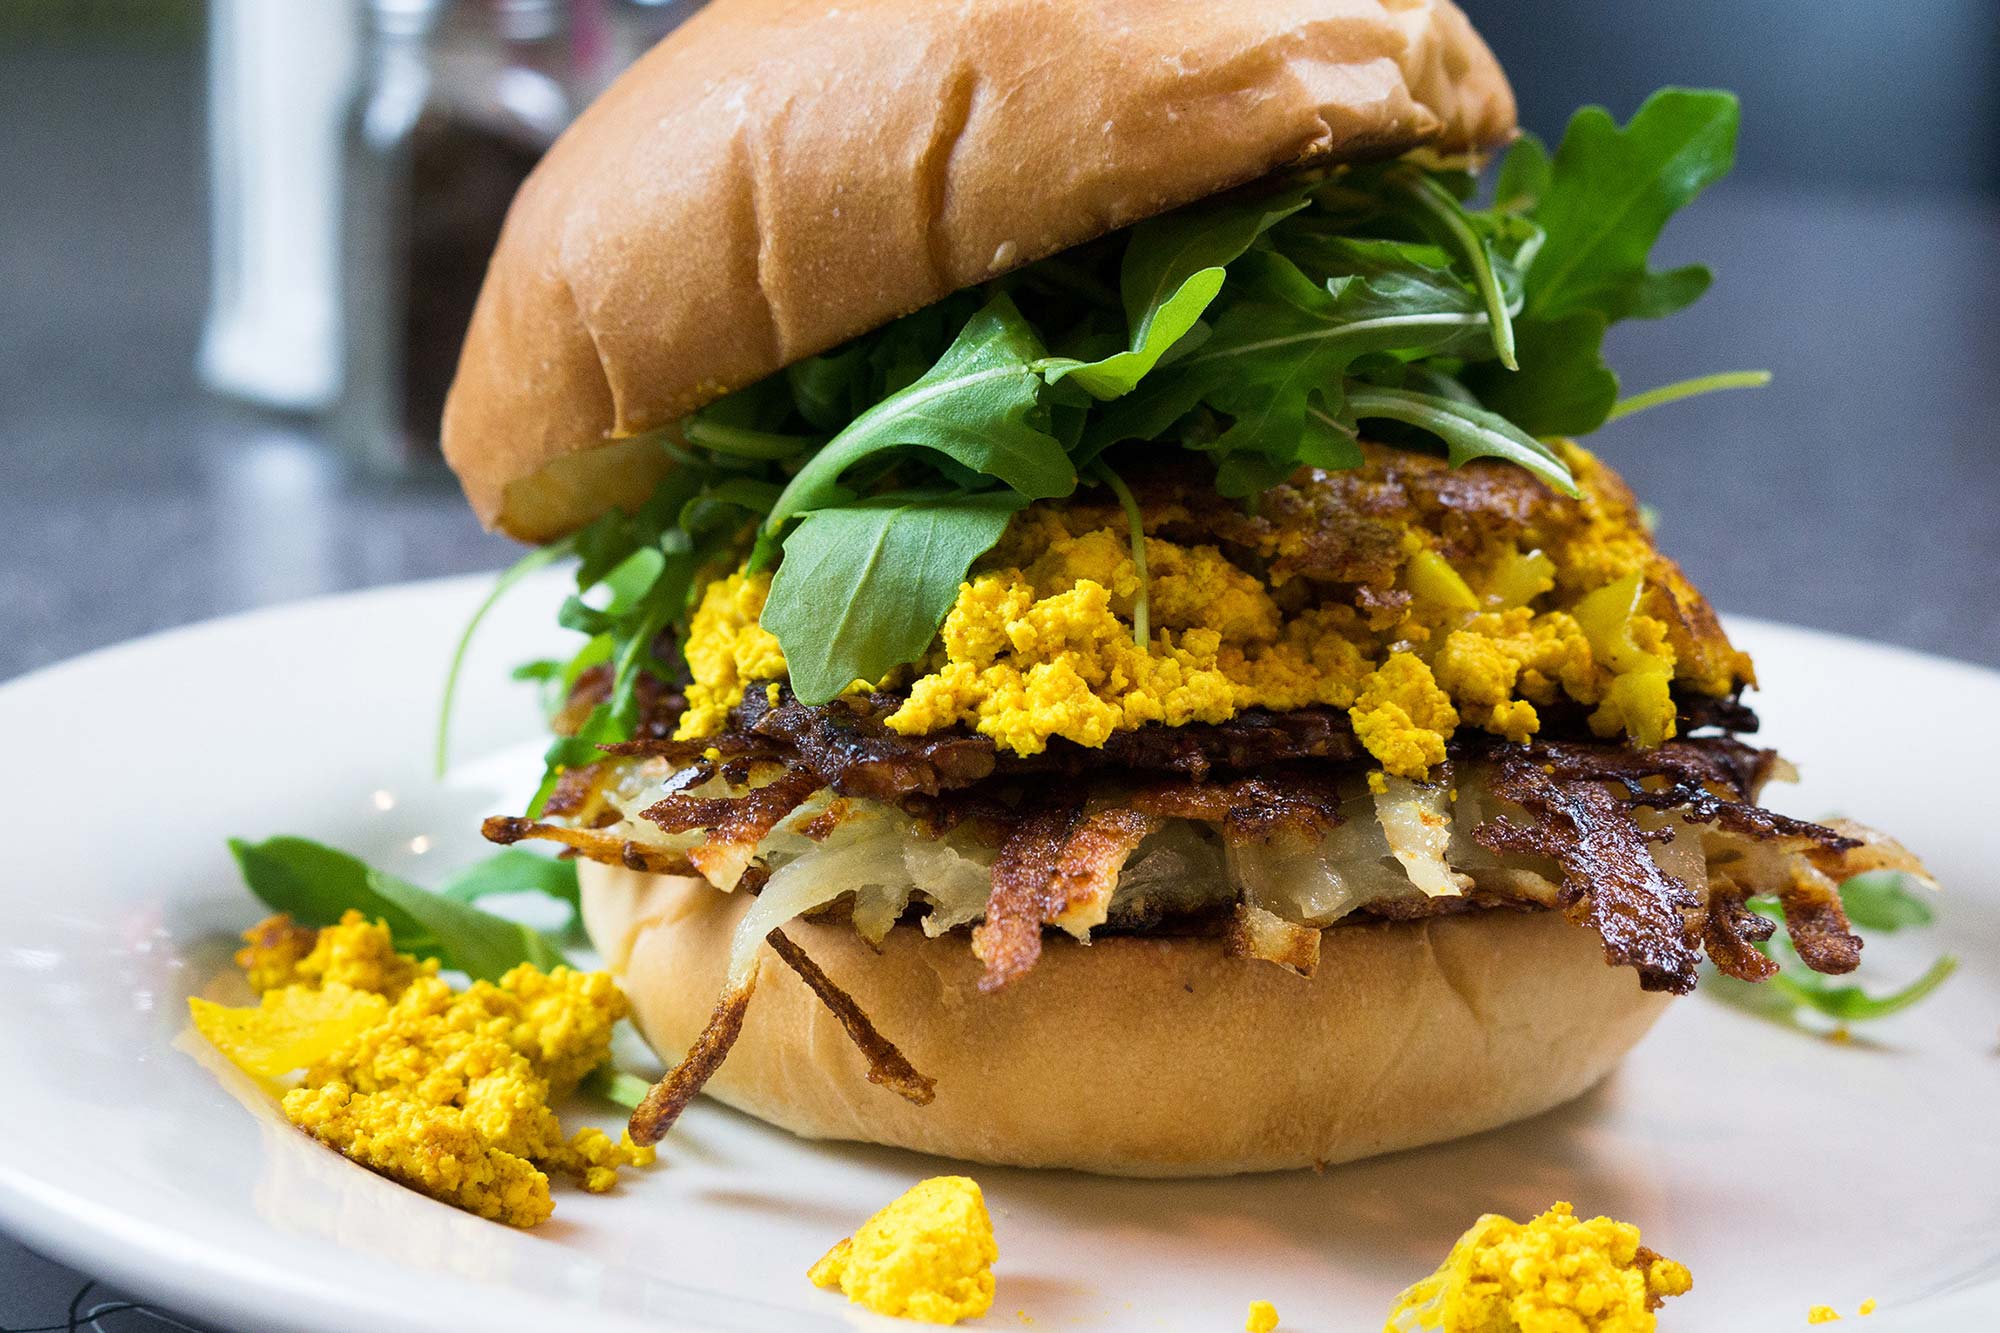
629;971;756;1147
628;928;935;1147
1774;887;1863;975
1701;890;1781;983
765;929;935;1106
970;801;1082;993
483;814;697;876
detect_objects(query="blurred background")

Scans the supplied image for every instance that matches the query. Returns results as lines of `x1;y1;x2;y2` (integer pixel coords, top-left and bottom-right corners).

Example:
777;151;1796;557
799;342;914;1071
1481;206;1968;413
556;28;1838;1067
0;1;1996;1318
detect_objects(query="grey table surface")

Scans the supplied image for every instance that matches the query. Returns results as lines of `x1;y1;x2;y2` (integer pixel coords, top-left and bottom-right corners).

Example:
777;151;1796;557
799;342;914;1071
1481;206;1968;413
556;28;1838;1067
3;38;1999;1333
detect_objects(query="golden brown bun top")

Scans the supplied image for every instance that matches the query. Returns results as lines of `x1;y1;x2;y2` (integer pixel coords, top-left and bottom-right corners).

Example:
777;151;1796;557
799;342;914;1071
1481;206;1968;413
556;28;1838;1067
443;0;1516;540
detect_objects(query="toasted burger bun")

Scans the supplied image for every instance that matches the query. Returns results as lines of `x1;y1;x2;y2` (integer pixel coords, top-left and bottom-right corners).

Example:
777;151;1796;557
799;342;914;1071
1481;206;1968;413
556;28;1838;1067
444;0;1515;541
582;863;1669;1176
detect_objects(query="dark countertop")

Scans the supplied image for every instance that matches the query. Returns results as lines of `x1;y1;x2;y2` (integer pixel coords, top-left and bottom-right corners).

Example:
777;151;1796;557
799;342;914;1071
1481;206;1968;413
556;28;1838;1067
3;38;1998;1333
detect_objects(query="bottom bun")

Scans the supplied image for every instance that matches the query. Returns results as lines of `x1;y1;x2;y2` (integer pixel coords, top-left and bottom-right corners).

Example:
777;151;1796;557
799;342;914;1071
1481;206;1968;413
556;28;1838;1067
581;863;1671;1176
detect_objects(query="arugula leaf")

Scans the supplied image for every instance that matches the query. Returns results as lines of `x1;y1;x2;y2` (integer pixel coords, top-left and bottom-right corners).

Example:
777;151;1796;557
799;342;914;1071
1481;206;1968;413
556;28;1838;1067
1492;133;1551;213
1119;184;1313;335
680;414;816;461
1462;311;1617;437
1344;386;1578;497
786;345;872;431
1161;248;1501;489
1522;88;1738;323
1766;956;1958;1023
1036;267;1224;399
510;657;569;722
762;491;1023;704
1389;167;1518;369
583;1064;653;1110
435;535;576;777
440;847;581;933
1039;185;1311;398
1835;870;1938;932
229;836;566;981
1480;89;1740;436
766;295;1076;529
1606;370;1771;422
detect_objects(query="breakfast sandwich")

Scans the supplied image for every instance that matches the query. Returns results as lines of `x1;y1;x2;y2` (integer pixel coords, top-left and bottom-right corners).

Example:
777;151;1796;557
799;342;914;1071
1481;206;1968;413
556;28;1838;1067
442;0;1930;1173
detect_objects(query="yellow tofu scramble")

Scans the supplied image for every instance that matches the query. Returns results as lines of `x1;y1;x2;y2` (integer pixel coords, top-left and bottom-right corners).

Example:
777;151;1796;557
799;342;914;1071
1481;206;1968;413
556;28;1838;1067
189;911;652;1228
1385;1202;1691;1333
809;1176;998;1325
675;444;1749;778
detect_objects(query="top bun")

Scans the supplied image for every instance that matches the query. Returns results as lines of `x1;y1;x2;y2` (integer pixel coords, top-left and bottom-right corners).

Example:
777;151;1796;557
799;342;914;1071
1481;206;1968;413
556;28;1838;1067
443;0;1516;541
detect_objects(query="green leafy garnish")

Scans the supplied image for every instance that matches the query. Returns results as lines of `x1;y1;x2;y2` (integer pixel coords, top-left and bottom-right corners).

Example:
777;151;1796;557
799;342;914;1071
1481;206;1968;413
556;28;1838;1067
1090;460;1150;647
761;491;1024;705
229;836;570;982
1465;88;1740;435
582;1064;654;1111
764;295;1075;529
1038;184;1310;398
442;87;1751;789
435;536;577;776
440;847;582;935
1709;871;1957;1028
1345;386;1573;497
1388;167;1519;369
1608;370;1772;422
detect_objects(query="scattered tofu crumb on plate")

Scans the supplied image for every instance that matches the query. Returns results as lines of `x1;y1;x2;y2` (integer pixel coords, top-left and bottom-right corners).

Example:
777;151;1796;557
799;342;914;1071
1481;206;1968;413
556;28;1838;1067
809;1176;998;1325
1384;1202;1689;1333
189;910;653;1229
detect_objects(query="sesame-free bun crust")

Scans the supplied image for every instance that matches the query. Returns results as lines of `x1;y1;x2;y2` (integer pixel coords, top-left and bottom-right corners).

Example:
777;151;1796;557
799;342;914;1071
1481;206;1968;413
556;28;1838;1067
444;0;1515;541
581;864;1668;1176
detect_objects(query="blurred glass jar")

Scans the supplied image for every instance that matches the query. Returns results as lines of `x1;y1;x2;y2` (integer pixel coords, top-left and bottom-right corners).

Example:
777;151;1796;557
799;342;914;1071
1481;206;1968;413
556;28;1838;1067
336;0;580;476
198;0;359;414
203;0;701;477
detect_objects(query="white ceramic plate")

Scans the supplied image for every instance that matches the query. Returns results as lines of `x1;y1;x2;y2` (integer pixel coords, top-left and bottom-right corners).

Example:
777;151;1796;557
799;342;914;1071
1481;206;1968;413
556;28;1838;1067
1;573;1995;1333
